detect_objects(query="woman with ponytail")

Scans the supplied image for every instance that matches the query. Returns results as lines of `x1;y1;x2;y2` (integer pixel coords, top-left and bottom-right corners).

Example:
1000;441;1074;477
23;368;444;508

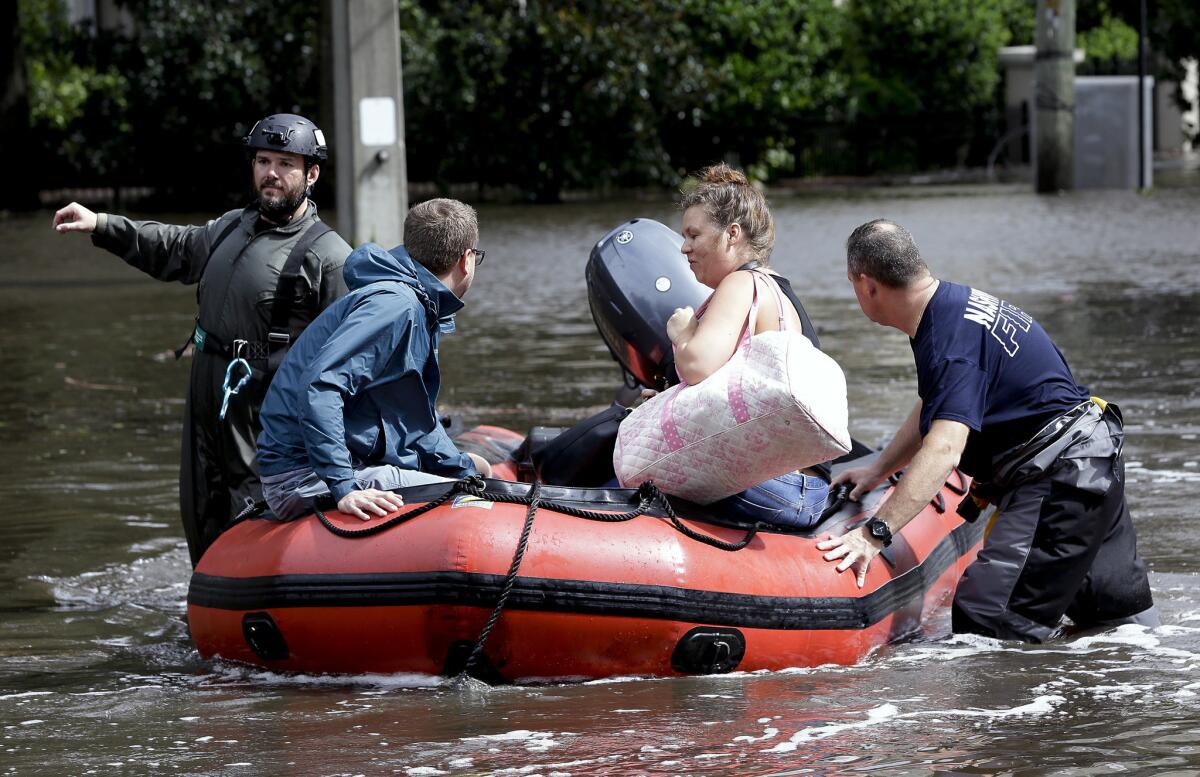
667;163;832;528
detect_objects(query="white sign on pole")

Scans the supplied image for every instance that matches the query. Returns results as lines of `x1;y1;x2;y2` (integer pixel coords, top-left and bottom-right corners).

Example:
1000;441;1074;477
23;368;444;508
359;97;397;146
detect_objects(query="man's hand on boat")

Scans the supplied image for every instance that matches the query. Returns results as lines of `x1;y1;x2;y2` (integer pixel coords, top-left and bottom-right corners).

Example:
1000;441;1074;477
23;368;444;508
815;464;888;588
52;202;99;234
816;527;885;589
337;489;406;521
832;463;889;502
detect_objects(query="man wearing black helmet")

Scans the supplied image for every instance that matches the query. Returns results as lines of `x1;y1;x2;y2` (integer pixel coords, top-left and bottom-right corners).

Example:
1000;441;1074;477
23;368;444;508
52;113;352;566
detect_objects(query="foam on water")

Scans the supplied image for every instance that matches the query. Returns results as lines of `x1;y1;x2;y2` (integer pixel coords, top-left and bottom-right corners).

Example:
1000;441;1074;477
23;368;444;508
1126;463;1200;483
766;695;1066;754
37;543;189;613
197;661;445;690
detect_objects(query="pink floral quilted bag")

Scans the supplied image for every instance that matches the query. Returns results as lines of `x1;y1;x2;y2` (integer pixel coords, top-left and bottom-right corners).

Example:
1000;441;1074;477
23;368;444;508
613;271;851;504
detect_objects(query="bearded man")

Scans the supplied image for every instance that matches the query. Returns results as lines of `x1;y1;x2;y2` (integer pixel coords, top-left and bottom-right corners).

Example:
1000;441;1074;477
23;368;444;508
53;113;352;565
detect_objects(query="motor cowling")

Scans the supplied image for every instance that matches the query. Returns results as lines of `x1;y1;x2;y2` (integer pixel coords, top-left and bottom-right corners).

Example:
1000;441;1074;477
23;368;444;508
586;218;709;390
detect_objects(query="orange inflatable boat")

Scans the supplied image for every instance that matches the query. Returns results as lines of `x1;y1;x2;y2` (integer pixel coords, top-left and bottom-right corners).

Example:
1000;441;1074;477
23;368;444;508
187;425;984;682
189;218;987;681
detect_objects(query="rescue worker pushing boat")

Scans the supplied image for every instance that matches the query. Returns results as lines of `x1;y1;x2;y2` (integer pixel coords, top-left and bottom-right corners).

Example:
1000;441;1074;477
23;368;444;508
52;113;352;566
818;219;1157;642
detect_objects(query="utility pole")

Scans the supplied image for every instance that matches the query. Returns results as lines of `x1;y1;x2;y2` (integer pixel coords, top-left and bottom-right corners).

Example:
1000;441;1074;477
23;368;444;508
1035;0;1076;193
328;0;408;246
1136;0;1149;190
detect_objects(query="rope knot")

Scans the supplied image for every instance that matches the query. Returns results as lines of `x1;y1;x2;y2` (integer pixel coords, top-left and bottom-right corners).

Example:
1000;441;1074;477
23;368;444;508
460;475;487;496
635;481;660;504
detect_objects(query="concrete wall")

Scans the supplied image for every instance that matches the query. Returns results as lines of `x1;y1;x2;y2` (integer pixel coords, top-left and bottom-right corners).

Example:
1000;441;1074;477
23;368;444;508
1074;76;1154;189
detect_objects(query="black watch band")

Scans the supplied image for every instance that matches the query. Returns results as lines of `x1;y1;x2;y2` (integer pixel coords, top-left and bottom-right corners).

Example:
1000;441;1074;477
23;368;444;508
865;517;893;547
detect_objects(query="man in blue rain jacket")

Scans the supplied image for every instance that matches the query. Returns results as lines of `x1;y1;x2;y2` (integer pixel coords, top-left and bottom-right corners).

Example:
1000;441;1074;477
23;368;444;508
256;198;491;521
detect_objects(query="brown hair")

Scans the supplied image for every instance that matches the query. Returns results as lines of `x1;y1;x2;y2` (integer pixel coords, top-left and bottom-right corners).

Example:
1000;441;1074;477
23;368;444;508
403;198;479;275
678;163;775;263
845;218;928;288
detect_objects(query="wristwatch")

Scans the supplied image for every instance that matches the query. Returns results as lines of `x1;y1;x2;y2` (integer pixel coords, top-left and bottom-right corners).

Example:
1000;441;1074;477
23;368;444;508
864;517;893;547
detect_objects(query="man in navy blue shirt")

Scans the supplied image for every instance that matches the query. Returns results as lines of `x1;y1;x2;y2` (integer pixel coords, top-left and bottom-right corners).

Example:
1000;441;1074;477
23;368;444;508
818;219;1156;642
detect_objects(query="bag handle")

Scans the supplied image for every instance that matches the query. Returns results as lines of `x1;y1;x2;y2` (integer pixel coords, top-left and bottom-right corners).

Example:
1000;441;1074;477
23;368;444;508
747;268;792;332
736;270;762;351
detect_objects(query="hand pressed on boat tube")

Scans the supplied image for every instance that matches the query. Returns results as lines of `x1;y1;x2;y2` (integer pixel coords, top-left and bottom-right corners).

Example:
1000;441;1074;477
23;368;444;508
817;416;968;587
817;525;886;588
337;488;405;521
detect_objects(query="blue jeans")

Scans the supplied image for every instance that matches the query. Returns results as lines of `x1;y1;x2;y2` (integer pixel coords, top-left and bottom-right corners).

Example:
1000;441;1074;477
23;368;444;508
713;471;830;529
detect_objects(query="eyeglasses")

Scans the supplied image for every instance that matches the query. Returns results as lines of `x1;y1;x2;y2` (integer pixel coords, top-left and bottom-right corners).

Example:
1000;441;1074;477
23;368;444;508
471;247;486;265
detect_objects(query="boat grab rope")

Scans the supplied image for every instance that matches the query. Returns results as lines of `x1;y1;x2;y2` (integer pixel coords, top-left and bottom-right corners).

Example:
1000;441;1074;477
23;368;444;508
312;476;757;553
462;480;541;676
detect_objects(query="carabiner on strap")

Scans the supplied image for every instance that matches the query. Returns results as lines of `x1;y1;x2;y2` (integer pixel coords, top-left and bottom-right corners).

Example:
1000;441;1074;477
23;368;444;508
219;339;254;421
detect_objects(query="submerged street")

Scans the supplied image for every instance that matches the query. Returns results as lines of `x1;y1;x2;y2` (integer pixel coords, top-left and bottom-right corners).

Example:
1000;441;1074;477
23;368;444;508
1;184;1198;774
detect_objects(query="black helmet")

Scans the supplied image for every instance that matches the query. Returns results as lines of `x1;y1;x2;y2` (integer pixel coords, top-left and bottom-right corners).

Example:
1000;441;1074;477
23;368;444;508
243;113;328;162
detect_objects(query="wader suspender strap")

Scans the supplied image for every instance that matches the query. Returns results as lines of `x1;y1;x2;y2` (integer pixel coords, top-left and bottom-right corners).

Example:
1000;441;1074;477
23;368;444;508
266;221;332;373
174;217;245;359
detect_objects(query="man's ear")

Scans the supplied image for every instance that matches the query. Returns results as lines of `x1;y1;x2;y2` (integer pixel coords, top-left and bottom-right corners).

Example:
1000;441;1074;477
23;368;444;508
307;163;321;186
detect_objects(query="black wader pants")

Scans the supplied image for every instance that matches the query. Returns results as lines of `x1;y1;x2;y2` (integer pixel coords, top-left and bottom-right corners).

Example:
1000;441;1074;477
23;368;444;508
180;350;270;566
951;405;1157;642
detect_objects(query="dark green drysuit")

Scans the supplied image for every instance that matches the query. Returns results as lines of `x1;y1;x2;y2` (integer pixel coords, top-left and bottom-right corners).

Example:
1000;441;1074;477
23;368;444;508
91;203;351;565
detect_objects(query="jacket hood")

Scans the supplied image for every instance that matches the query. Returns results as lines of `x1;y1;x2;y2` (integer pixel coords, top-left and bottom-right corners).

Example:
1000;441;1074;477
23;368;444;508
342;243;464;328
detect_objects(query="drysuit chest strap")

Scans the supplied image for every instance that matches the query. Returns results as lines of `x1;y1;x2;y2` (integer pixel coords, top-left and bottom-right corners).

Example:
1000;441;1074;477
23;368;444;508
266;220;333;372
176;219;332;368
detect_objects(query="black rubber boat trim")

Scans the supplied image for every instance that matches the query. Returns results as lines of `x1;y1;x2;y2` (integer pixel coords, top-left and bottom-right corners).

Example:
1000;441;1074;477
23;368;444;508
188;520;984;631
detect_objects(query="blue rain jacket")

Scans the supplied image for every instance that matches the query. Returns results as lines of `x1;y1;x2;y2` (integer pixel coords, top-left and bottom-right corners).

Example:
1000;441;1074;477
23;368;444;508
257;243;475;501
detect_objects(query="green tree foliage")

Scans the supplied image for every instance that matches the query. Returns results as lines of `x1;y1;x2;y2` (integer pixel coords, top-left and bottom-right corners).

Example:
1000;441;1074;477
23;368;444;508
2;1;39;210
24;0;1194;202
114;0;323;204
1077;9;1139;74
399;0;682;201
1147;0;1200;131
838;0;1019;172
399;0;844;200
663;0;846;182
18;0;130;182
19;0;323;203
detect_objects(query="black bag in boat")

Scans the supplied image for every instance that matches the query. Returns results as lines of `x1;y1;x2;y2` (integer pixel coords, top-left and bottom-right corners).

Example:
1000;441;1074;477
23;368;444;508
520;403;632;487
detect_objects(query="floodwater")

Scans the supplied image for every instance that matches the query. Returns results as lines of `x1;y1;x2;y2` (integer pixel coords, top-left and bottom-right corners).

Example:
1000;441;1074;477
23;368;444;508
2;184;1199;775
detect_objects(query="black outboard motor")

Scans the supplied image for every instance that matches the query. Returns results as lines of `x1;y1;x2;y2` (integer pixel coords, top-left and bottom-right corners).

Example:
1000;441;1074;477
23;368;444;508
586;218;710;390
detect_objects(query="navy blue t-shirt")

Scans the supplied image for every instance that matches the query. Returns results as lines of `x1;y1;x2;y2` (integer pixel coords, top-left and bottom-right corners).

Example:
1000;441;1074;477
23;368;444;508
910;281;1090;479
